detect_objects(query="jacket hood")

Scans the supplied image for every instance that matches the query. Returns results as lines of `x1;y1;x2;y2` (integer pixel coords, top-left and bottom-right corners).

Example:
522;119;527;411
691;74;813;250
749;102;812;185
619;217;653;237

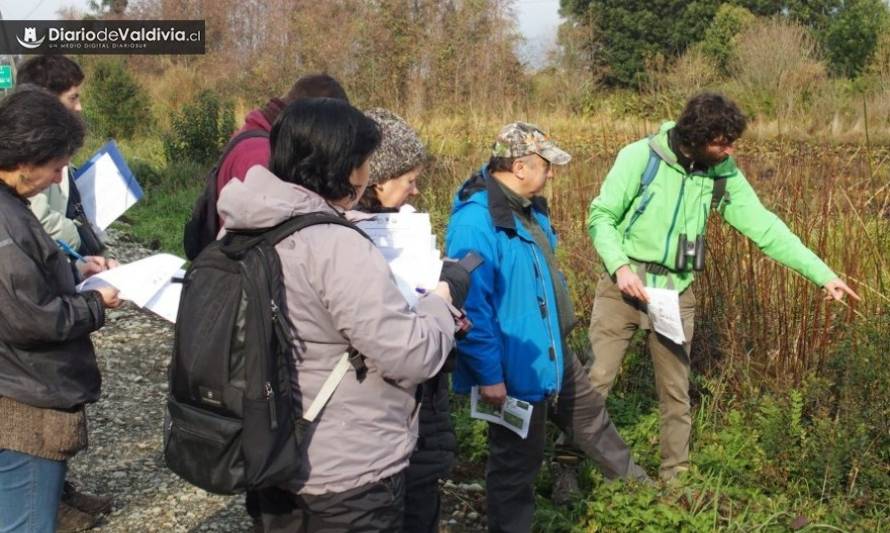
453;165;549;232
651;121;739;179
242;108;273;133
217;165;339;230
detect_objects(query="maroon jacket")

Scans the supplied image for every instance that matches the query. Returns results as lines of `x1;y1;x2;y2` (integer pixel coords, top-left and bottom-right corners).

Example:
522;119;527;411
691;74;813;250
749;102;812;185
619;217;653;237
215;98;285;197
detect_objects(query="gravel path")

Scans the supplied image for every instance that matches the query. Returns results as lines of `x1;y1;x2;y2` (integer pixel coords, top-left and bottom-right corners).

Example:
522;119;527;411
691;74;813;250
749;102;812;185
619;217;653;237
66;229;487;532
67;230;253;532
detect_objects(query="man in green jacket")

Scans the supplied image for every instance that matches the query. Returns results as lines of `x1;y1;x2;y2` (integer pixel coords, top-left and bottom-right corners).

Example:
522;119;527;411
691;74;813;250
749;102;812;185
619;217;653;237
586;92;859;481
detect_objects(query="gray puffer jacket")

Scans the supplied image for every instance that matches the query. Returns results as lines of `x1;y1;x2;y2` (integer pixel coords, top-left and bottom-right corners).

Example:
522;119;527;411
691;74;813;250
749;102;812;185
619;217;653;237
218;166;455;495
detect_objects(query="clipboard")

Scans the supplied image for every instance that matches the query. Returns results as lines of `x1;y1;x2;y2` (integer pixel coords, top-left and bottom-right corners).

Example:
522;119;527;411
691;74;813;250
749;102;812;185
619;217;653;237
73;140;143;230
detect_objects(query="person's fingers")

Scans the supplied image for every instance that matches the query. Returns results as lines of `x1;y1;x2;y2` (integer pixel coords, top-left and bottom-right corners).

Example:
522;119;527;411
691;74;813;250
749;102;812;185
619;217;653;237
841;284;861;301
637;282;650;303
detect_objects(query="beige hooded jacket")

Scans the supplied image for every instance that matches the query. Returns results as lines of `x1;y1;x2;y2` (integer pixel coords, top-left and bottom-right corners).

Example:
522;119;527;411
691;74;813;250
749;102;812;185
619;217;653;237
218;166;455;495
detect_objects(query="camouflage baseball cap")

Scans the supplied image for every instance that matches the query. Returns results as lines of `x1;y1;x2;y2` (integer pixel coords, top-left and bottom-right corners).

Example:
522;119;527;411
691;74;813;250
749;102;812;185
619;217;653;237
491;122;571;166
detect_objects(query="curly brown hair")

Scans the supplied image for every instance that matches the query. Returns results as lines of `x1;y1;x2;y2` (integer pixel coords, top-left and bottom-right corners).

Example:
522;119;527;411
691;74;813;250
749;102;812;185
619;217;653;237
674;92;747;149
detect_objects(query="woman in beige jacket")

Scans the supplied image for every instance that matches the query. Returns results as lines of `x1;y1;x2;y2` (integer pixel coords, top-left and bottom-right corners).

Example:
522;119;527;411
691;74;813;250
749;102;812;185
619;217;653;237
217;98;460;532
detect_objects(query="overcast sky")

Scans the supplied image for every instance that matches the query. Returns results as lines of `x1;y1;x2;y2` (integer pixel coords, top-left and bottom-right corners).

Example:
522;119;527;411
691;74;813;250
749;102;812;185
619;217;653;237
0;0;563;68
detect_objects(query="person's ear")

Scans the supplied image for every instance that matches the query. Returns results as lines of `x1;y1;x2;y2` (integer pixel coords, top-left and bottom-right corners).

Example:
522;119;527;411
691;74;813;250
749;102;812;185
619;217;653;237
512;159;525;179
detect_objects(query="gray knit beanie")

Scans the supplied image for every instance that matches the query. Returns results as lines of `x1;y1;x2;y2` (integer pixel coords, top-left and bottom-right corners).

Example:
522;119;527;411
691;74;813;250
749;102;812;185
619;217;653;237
365;108;427;185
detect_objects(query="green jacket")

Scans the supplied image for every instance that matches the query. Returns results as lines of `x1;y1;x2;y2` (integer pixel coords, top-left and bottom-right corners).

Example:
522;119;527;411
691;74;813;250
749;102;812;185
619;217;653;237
587;122;835;292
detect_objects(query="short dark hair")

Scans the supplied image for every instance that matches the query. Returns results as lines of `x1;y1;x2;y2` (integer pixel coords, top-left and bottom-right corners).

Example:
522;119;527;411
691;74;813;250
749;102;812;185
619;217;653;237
674;92;747;149
356;187;386;212
284;74;349;104
269;98;380;201
15;55;84;95
0;89;85;171
488;156;517;173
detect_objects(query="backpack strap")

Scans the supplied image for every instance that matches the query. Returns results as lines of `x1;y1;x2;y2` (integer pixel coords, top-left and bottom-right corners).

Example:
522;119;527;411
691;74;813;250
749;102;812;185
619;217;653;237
221;211;372;376
623;145;662;238
302;352;352;423
711;176;727;210
220;212;367;258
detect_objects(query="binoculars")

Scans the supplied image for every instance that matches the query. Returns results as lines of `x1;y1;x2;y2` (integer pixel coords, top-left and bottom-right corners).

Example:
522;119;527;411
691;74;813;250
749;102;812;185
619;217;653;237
675;233;706;271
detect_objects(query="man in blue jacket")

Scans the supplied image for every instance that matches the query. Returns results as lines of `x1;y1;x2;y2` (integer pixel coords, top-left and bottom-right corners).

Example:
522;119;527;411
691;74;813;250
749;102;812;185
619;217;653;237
446;123;647;532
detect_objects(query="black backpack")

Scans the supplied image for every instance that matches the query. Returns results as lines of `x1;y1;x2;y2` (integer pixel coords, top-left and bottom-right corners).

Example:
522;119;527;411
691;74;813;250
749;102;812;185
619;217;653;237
164;212;363;495
182;129;270;261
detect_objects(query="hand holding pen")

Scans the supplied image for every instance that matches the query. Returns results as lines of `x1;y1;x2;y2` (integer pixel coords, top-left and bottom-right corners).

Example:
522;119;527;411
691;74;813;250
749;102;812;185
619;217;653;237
57;240;122;308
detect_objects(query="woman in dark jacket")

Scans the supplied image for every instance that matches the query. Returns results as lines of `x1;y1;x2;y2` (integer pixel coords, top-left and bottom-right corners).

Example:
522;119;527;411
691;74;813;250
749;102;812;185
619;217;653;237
358;108;458;533
0;89;120;532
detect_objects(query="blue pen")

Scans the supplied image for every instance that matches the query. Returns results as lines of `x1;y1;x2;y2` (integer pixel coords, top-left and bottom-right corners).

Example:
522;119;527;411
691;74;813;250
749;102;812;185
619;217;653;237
56;240;85;263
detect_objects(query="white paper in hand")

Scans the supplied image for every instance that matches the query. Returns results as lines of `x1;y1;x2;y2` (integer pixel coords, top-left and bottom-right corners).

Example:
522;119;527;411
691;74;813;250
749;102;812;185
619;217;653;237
470;387;534;439
78;254;185;310
644;287;686;344
356;212;443;308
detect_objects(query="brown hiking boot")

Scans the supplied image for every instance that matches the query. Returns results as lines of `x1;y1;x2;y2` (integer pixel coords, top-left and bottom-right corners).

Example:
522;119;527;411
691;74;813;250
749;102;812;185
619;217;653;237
57;501;98;533
62;481;114;516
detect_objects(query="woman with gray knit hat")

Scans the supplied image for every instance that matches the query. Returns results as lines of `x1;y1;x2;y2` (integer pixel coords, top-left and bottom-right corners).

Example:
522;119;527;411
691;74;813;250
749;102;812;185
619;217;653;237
358;108;427;212
359;108;458;533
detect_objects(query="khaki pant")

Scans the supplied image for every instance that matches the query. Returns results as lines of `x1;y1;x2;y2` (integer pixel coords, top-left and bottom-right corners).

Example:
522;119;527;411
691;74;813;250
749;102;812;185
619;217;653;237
587;273;696;480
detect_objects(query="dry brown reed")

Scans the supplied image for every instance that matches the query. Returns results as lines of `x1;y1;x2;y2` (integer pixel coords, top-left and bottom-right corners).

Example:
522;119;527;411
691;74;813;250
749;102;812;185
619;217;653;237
419;120;889;393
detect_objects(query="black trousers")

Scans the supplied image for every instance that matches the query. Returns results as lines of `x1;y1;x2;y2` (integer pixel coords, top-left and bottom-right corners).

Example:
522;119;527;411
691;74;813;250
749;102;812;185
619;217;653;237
258;472;405;533
401;477;441;533
486;352;644;533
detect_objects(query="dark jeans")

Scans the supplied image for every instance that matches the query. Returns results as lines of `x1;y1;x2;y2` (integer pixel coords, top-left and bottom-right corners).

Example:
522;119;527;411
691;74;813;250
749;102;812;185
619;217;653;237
486;352;644;533
258;472;405;533
402;478;440;533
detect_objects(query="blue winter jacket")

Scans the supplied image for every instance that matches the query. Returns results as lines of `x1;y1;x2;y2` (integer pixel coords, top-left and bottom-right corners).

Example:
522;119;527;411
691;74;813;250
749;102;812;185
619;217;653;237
445;167;565;402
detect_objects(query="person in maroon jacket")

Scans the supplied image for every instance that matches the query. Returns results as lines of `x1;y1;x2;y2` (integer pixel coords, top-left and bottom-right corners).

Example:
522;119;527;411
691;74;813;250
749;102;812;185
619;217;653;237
215;73;349;532
215;74;350;198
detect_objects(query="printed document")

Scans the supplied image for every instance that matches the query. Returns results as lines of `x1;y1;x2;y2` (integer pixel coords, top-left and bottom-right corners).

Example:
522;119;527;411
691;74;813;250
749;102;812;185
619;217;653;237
74;141;143;230
356;212;442;307
77;254;185;322
644;287;686;344
470;386;534;439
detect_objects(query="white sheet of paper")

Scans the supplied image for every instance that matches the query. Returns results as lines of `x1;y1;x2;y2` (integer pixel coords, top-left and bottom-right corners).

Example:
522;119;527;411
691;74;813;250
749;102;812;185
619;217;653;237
645;287;686;344
143;268;186;322
75;152;140;230
470;386;534;439
357;212;442;308
78;254;185;308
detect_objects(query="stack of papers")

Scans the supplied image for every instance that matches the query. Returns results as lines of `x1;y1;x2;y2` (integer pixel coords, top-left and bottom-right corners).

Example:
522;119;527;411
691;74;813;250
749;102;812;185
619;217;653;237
74;140;143;231
356;212;442;307
77;253;186;323
470;386;534;439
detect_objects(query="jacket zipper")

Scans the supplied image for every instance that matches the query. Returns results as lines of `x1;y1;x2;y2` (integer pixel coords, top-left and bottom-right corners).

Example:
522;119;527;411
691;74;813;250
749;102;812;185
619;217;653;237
530;245;561;394
247;246;279;432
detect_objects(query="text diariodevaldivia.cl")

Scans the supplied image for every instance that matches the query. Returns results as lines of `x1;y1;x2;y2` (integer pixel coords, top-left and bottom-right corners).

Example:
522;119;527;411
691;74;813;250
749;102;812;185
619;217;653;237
46;27;202;43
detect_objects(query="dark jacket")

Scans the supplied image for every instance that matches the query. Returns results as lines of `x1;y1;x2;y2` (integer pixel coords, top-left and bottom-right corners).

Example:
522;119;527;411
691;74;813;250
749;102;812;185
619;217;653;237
354;206;457;487
406;373;456;487
0;182;106;410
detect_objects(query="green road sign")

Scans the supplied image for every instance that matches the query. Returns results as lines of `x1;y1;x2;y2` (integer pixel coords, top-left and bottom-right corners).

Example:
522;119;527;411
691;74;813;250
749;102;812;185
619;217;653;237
0;65;12;89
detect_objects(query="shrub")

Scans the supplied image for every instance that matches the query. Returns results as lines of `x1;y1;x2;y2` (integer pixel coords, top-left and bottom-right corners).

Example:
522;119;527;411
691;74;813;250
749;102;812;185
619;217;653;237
163;90;235;166
699;4;757;75
731;18;826;118
83;59;153;140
